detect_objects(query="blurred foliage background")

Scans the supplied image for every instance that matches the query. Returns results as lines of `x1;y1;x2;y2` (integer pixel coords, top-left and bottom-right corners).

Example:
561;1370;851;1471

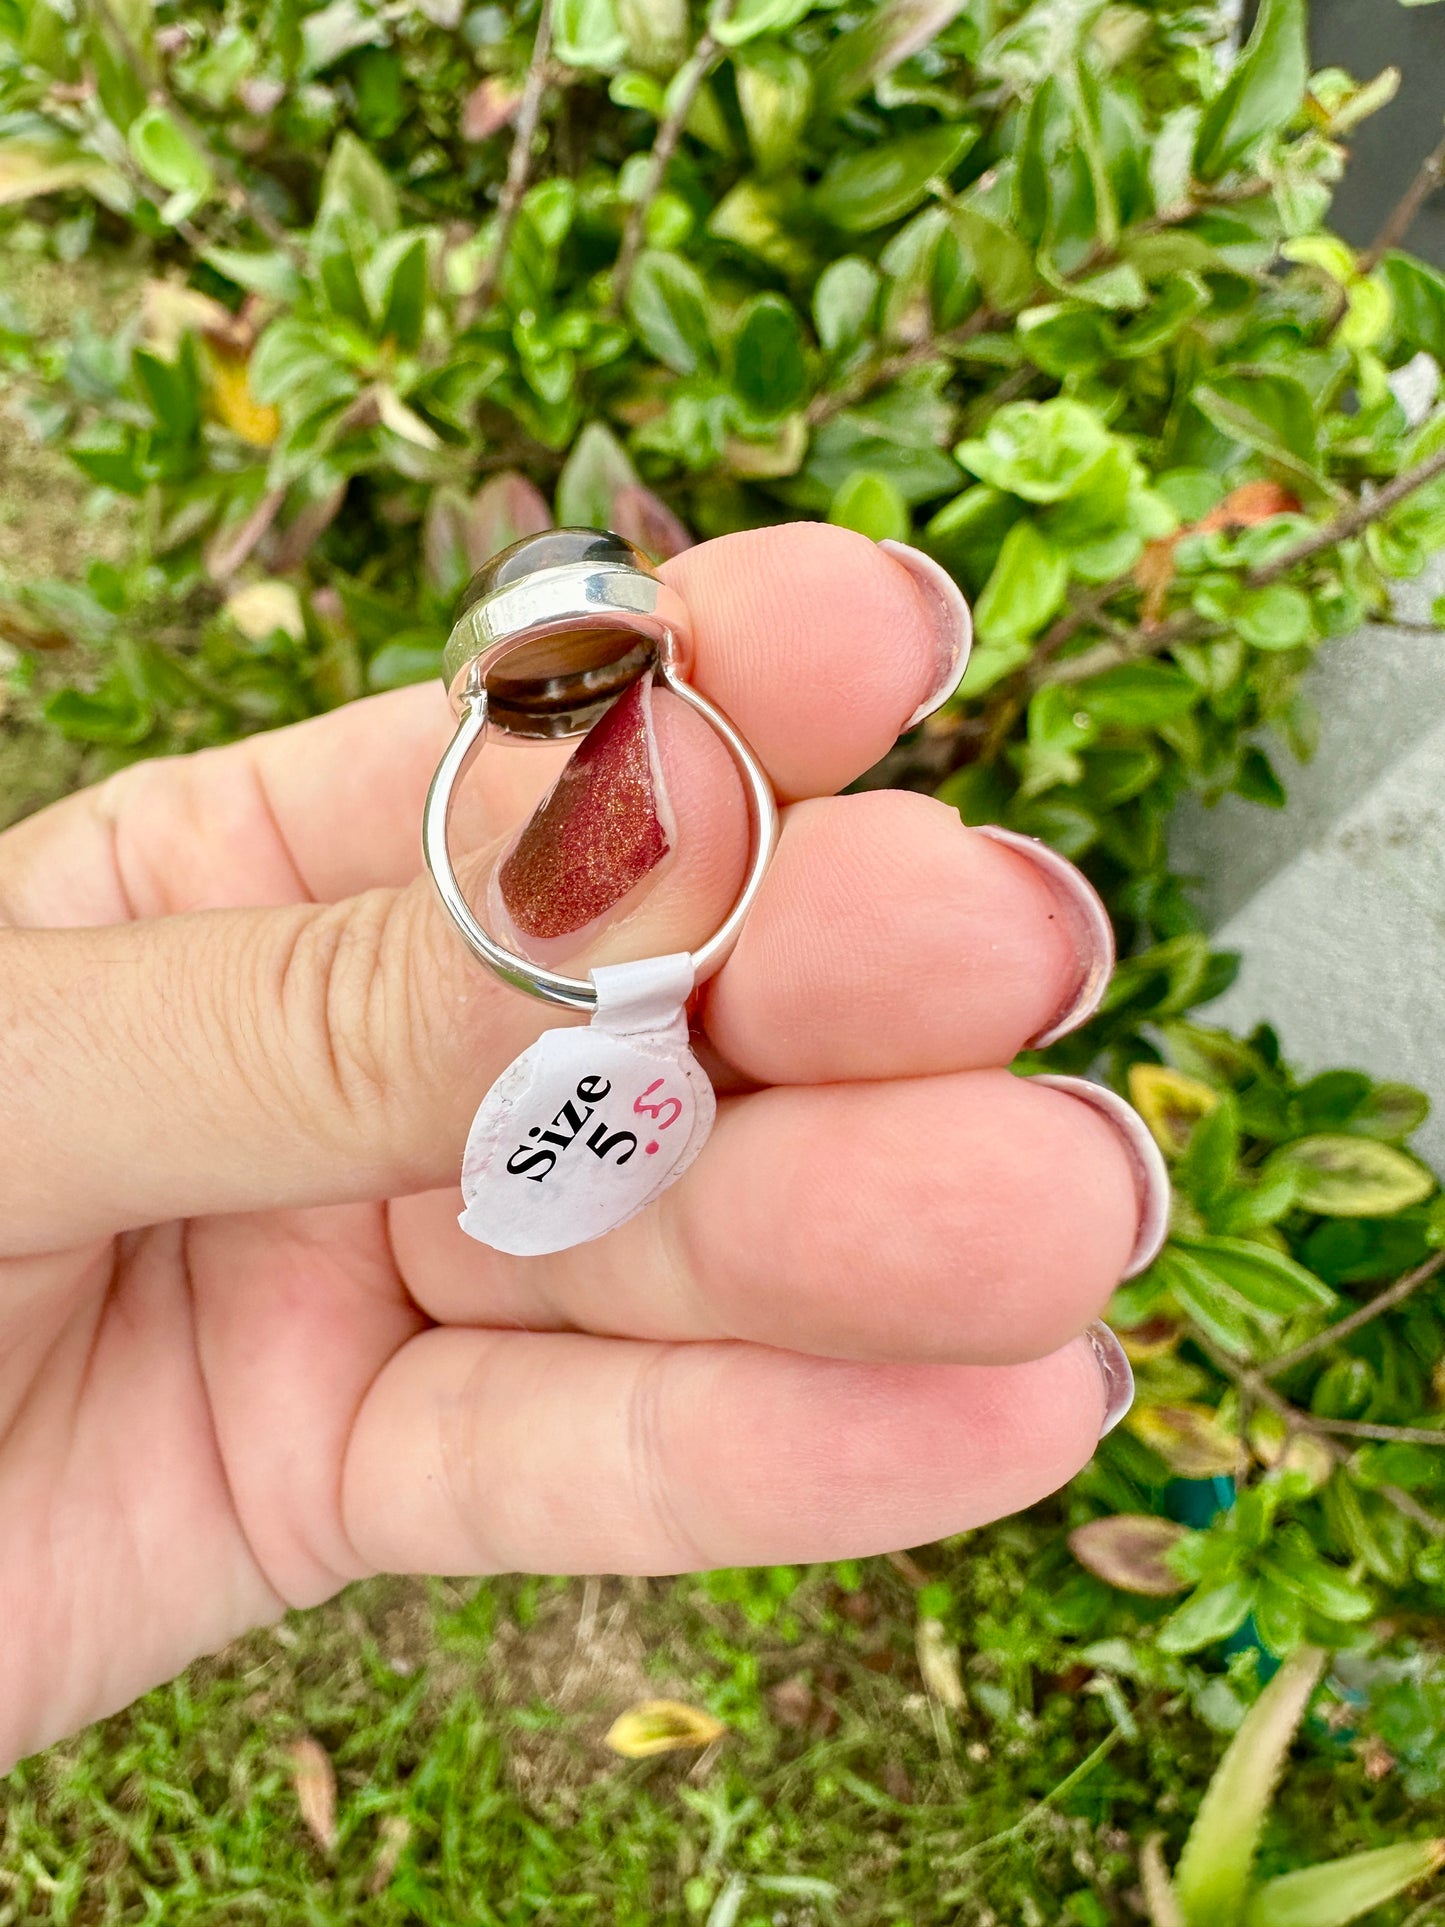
3;0;1445;1919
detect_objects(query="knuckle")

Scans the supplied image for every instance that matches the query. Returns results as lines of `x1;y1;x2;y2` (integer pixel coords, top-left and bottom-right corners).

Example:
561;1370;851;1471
264;889;412;1152
624;1349;711;1573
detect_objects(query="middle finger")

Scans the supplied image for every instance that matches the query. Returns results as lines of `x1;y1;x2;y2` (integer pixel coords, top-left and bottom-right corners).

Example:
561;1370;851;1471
390;1066;1162;1365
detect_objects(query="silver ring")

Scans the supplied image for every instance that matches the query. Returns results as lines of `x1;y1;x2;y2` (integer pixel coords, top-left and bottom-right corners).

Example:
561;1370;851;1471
424;531;780;1013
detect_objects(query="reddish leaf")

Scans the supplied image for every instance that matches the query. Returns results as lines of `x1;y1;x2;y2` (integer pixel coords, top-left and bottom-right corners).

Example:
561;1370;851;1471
610;482;695;561
466;471;553;570
1199;481;1302;531
1069;1514;1192;1596
463;77;522;142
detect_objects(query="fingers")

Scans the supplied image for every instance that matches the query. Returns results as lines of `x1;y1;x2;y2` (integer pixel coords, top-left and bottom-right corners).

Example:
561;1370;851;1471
0;524;955;929
340;1325;1111;1577
702;792;1111;1084
659;525;961;801
391;1068;1149;1364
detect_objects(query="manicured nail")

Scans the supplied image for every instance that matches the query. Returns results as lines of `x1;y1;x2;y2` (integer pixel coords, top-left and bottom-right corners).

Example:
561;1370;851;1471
879;540;974;730
1032;1075;1170;1278
1084;1321;1136;1436
974;827;1115;1048
496;674;670;942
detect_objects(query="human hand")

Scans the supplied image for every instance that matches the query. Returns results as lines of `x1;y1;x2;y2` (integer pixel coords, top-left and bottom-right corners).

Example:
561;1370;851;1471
0;525;1163;1769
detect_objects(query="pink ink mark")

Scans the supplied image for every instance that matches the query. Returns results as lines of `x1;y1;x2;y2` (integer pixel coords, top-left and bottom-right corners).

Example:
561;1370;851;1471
645;1141;660;1155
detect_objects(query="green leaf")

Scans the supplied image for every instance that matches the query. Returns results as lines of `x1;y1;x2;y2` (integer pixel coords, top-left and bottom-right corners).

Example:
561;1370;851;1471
1268;1135;1436;1217
625;250;713;374
712;0;815;47
1192;371;1319;479
813;257;879;358
554;0;628;68
1233;583;1314;649
735;43;812;174
1348;1081;1430;1142
815;125;975;233
973;519;1067;641
44;674;152;745
958;398;1112;503
127;106;213;221
1175;1237;1335;1316
202;248;304;303
828;470;910;543
814;0;972;111
1174;1647;1326;1921
1157;1575;1257;1655
951;204;1036;311
731;294;808;418
556;421;639;528
1074;662;1197;726
369;231;430;352
316;130;398;238
1380;251;1445;362
1245;1842;1445;1927
1193;0;1307;182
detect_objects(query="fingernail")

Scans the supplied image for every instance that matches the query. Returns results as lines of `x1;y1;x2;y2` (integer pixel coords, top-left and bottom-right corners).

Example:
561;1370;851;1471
1032;1075;1170;1278
879;540;974;730
973;827;1115;1048
496;674;671;942
1083;1321;1135;1436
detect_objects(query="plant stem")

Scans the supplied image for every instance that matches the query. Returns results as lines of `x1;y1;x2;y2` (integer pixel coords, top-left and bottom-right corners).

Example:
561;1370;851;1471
1035;440;1445;689
464;0;555;323
610;3;735;314
1190;1329;1445;1539
1305;1416;1445;1447
940;1726;1125;1889
1262;1251;1445;1381
1359;123;1445;275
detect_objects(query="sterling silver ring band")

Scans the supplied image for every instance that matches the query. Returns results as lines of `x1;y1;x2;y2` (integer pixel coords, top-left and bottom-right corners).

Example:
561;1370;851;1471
423;549;780;1013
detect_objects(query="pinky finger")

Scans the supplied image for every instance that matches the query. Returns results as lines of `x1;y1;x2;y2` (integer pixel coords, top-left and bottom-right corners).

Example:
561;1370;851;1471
340;1327;1121;1577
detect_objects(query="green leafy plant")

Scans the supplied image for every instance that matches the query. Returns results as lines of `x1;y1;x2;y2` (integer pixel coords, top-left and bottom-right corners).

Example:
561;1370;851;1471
1141;1647;1444;1926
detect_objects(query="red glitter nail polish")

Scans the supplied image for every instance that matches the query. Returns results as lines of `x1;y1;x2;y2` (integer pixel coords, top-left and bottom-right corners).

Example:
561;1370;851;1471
498;674;670;940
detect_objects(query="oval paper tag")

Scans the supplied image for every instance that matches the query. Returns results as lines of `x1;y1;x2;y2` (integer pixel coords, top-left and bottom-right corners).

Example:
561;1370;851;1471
458;960;714;1255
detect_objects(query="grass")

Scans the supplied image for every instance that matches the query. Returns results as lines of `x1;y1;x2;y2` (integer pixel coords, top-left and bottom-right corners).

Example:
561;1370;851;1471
3;236;1444;1927
2;1536;1436;1925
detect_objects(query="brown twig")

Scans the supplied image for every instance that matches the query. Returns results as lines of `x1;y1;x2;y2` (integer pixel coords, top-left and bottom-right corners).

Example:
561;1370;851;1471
1262;1252;1445;1381
1190;1329;1445;1539
1359;122;1445;275
1035;440;1445;689
1304;1415;1445;1448
463;0;555;323
610;2;735;313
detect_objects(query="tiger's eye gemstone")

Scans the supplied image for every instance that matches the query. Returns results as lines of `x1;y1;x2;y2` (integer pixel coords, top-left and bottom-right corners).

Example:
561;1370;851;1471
456;528;651;619
454;528;661;741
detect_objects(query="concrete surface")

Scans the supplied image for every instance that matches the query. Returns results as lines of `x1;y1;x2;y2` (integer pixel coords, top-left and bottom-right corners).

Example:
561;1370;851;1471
1171;552;1445;1169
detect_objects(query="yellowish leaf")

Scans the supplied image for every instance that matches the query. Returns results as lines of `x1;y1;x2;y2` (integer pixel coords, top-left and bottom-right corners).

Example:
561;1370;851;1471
0;140;120;207
205;347;281;448
286;1735;338;1852
141;278;231;357
225;579;304;642
915;1616;966;1710
1128;1063;1219;1159
1128;1402;1248;1478
604;1699;726;1759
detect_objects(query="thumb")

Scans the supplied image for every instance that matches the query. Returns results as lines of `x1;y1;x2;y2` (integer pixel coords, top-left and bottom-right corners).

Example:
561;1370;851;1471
0;679;749;1255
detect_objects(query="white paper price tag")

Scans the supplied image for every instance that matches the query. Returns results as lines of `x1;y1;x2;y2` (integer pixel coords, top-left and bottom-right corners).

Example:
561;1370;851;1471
458;953;715;1256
